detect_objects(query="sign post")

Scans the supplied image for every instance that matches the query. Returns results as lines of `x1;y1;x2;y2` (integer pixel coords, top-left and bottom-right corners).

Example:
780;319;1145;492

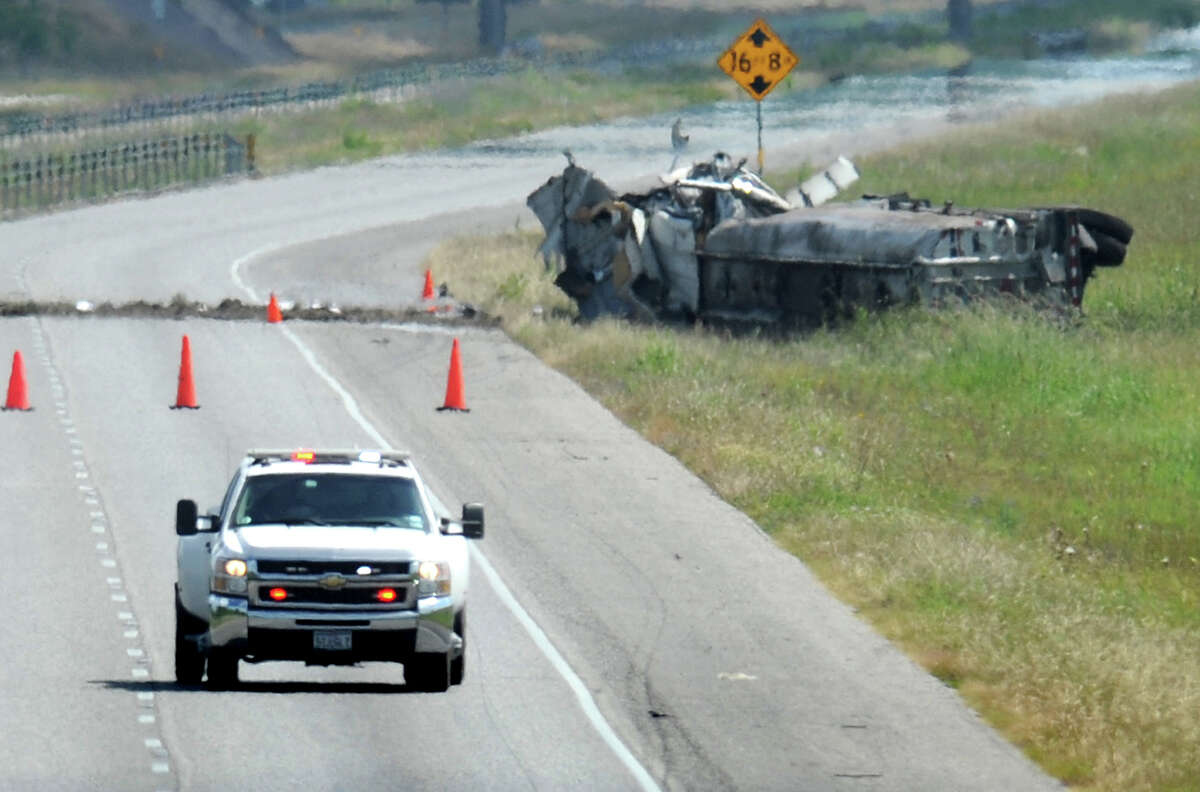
717;19;798;174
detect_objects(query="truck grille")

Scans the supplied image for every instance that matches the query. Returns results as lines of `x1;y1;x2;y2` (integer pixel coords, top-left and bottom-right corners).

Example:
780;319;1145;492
256;560;412;576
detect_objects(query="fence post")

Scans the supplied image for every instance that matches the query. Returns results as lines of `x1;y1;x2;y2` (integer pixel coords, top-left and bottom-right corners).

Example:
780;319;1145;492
35;155;44;209
246;133;256;174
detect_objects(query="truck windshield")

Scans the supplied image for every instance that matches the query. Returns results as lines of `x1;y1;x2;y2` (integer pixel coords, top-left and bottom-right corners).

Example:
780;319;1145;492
233;474;428;530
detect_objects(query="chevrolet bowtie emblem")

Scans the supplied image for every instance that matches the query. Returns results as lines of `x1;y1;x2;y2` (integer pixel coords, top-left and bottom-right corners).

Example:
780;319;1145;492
319;573;348;589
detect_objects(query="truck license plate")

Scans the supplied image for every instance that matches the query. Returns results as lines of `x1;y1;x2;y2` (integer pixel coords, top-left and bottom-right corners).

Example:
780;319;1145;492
313;630;352;651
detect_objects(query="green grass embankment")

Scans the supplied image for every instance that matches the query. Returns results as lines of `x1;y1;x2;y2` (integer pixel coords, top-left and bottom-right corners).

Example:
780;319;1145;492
427;80;1200;792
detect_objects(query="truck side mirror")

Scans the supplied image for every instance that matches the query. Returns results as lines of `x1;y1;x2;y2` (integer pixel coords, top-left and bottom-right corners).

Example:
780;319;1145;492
176;499;198;536
461;503;485;539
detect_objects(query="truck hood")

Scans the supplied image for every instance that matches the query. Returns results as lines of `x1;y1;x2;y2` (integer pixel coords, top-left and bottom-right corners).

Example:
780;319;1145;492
233;524;442;561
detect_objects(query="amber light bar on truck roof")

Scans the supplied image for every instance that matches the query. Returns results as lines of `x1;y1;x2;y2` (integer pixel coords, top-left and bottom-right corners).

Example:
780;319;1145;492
245;449;412;466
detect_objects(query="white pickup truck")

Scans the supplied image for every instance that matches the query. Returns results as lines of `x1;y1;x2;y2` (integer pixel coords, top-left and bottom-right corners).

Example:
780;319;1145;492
174;449;484;691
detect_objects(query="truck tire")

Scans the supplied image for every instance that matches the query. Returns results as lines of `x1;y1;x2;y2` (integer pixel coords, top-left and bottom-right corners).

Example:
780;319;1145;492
174;586;205;685
451;611;466;686
206;650;239;689
407;652;451;692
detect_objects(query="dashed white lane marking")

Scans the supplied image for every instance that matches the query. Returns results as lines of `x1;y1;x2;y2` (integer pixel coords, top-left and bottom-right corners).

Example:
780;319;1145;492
22;315;176;790
233;248;661;792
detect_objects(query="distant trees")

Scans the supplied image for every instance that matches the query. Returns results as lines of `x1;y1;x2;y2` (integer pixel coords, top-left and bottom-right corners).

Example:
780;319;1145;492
415;0;503;55
0;0;80;67
947;0;972;42
478;0;505;54
0;0;50;60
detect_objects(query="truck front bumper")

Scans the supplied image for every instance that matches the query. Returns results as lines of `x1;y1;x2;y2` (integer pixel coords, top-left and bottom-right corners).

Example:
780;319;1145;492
208;594;457;659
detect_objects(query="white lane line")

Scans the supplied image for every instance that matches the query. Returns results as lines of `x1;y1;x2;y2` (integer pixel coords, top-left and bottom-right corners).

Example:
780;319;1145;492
233;248;660;792
230;246;271;304
470;544;660;792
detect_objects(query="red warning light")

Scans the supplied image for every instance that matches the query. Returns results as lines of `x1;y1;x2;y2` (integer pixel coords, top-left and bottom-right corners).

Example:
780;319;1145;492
375;588;398;603
292;450;315;463
268;587;288;601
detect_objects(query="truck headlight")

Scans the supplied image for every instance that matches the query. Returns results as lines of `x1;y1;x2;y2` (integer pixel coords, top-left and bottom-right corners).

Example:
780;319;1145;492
417;560;451;597
212;556;249;595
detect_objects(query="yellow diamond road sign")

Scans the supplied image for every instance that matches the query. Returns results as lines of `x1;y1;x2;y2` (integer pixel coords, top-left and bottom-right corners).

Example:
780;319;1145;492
718;18;799;101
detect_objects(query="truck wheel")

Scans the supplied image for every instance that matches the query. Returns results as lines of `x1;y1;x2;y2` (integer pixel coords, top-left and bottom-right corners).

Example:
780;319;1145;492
451;611;466;686
407;652;451;692
206;650;239;689
174;586;205;685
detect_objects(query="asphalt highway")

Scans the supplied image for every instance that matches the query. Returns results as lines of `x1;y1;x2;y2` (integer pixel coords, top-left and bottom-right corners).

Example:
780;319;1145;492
0;123;1064;791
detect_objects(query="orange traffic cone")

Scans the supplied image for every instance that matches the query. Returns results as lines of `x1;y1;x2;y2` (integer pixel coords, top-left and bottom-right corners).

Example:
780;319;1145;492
267;292;283;323
422;269;436;301
3;350;32;411
436;338;469;412
170;335;199;410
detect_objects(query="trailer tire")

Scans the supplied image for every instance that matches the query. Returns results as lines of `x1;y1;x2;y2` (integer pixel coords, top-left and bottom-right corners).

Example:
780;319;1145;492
1075;209;1133;245
1087;230;1127;266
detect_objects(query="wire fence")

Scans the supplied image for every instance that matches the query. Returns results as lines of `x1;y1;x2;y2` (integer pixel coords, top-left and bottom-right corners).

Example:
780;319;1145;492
0;133;253;215
0;38;722;148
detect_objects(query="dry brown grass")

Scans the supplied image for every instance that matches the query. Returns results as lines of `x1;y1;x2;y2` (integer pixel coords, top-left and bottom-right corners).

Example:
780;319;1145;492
285;30;434;65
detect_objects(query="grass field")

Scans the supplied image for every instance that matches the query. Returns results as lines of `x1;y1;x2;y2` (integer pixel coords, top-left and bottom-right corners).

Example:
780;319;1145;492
427;80;1200;791
229;66;737;172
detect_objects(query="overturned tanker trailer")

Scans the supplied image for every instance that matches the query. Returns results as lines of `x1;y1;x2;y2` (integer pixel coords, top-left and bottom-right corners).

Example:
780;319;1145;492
526;154;1132;325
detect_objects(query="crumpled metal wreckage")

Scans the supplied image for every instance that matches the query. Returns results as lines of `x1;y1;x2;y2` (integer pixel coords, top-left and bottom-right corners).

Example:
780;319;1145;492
526;153;1132;325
